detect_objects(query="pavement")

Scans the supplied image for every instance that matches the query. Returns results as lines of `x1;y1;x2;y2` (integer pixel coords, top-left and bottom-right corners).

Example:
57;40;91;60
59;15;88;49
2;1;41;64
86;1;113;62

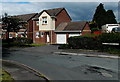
54;49;120;59
2;45;119;80
1;59;48;81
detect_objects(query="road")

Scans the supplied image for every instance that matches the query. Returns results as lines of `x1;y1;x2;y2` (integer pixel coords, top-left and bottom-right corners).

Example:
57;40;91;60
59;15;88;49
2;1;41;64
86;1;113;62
2;45;119;80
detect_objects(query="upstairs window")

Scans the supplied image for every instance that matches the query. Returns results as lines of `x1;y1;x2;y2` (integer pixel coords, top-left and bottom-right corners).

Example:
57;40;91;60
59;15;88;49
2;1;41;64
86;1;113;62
42;17;47;25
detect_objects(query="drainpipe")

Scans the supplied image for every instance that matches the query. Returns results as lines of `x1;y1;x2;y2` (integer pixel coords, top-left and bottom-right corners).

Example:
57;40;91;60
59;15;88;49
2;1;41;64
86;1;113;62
33;21;35;43
51;30;52;44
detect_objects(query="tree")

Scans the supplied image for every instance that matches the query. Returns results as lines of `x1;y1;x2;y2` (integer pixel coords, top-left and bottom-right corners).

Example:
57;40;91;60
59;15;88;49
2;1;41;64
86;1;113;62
93;3;106;28
2;13;24;40
106;10;117;24
92;3;117;29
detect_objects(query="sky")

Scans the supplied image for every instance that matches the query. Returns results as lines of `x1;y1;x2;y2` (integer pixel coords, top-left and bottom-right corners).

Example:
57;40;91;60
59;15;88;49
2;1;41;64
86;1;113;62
0;1;119;22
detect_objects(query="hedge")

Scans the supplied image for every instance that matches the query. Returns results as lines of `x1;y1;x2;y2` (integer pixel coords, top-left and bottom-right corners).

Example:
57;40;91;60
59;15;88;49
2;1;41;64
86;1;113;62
13;37;32;45
65;33;120;50
67;36;101;49
98;33;120;43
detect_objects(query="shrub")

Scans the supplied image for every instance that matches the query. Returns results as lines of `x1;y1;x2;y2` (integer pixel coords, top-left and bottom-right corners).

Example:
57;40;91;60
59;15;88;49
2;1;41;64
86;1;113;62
58;44;70;49
13;37;32;45
98;33;120;43
67;33;120;49
67;36;101;49
91;28;100;33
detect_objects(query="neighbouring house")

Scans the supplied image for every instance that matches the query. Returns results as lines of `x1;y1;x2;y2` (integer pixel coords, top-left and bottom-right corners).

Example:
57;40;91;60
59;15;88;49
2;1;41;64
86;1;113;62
12;13;38;39
32;8;71;44
32;8;91;44
1;13;38;39
101;24;120;33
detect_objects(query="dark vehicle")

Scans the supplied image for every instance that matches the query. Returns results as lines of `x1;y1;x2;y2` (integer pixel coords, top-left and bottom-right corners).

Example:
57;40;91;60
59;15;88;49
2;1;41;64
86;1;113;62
112;27;120;33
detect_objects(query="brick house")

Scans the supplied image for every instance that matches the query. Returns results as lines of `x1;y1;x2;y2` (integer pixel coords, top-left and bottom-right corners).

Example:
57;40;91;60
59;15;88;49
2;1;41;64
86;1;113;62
32;8;71;44
13;13;38;39
1;13;38;39
32;8;91;44
1;7;91;43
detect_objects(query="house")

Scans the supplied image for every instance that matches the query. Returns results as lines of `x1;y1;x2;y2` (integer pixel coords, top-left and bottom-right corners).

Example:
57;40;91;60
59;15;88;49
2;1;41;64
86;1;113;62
1;7;91;44
12;13;38;39
32;8;91;44
32;8;71;44
1;13;38;39
55;21;91;44
102;24;120;33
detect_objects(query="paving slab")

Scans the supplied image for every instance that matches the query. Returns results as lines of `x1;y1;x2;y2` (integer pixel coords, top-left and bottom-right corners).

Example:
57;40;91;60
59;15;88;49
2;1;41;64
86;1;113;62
1;60;47;81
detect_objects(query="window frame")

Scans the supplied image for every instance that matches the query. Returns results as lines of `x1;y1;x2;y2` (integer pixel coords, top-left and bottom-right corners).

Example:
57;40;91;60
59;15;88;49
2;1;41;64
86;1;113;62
36;32;39;38
42;16;47;25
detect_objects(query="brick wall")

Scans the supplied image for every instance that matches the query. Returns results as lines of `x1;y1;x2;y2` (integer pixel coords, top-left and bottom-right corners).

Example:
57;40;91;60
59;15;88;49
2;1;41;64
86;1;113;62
27;19;33;40
82;23;91;35
55;10;71;27
33;31;46;44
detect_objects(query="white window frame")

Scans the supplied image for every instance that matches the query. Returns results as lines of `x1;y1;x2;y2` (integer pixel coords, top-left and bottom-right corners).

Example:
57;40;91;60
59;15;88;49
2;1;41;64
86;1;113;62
36;32;39;38
40;32;44;37
9;34;12;38
42;17;47;24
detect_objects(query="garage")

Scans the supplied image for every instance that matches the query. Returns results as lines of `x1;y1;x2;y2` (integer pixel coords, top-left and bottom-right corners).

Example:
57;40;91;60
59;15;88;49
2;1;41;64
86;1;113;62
57;34;66;44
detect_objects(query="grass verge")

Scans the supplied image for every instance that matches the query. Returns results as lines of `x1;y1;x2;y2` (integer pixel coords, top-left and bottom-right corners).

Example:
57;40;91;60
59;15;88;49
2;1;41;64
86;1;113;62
2;42;46;48
0;69;14;81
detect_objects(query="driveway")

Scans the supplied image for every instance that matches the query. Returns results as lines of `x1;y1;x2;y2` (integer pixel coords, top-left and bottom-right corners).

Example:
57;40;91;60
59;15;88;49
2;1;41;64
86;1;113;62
2;45;119;80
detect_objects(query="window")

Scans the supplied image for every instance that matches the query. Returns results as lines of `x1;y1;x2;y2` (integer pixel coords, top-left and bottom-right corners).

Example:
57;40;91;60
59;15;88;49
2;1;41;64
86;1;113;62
42;17;47;24
36;32;39;38
36;21;39;26
9;34;12;38
40;32;44;37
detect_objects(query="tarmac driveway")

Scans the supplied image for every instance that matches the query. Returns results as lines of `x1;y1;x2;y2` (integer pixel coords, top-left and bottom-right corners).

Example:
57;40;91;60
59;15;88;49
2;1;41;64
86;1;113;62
2;45;119;80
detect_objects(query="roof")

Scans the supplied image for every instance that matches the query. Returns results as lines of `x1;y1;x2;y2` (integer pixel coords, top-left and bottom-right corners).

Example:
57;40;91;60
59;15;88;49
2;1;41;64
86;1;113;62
44;8;64;16
55;21;88;32
12;13;38;22
34;8;71;19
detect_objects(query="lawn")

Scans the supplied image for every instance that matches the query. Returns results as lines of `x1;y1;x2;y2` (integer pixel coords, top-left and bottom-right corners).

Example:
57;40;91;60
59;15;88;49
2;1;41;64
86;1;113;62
0;69;14;81
2;42;46;48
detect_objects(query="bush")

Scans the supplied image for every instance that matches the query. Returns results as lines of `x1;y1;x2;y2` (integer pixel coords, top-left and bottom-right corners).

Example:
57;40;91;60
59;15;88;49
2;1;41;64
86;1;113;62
13;37;32;46
98;33;120;43
91;28;100;33
67;36;101;49
67;33;120;50
58;44;70;49
97;33;120;50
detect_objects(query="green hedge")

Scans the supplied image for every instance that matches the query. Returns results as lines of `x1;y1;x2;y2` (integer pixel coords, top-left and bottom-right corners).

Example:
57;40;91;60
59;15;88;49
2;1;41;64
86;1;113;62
98;33;120;43
13;37;32;44
91;28;100;32
67;36;101;49
63;33;120;50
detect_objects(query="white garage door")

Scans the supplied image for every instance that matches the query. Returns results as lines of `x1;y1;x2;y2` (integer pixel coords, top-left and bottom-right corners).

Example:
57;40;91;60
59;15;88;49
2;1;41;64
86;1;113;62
69;34;80;37
57;34;66;44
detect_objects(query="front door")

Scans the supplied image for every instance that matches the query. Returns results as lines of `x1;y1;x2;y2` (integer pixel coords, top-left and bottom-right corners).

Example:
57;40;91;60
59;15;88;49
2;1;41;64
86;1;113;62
46;32;50;43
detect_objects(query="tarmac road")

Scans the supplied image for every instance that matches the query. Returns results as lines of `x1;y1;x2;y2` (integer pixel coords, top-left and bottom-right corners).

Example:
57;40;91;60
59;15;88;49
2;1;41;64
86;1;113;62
2;45;119;80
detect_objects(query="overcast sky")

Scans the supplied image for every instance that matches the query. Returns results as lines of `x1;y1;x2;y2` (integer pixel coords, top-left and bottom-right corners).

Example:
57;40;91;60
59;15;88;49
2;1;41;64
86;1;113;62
0;1;119;22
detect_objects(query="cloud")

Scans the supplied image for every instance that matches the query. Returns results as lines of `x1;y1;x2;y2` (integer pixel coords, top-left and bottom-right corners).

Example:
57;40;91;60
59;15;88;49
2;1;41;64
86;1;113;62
1;2;119;22
1;0;119;2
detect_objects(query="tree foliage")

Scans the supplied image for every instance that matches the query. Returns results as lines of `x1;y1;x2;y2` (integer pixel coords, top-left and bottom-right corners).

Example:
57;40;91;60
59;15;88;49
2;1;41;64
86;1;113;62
92;3;117;28
106;10;117;24
2;13;25;39
2;13;22;32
